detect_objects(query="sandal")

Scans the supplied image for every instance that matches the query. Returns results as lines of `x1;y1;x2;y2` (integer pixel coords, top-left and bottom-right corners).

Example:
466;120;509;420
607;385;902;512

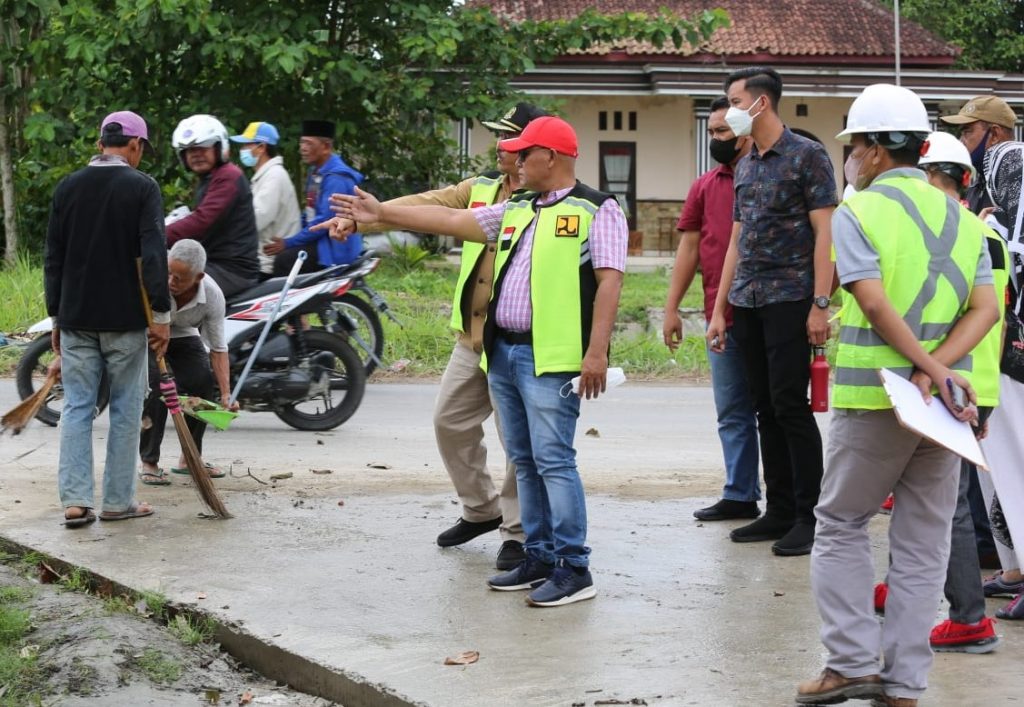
63;507;96;528
138;468;171;486
170;463;225;479
99;502;155;522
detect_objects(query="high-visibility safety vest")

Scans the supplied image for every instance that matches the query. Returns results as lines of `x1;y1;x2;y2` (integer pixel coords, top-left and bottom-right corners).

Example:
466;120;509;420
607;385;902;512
482;182;618;374
449;171;504;332
970;232;1009;406
833;173;987;409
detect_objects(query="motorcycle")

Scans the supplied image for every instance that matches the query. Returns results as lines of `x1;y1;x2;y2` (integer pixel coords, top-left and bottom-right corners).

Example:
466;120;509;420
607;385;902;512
16;267;367;431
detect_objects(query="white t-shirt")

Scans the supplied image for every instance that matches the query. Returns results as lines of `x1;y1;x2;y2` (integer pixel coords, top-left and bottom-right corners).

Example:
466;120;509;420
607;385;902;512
251;156;301;273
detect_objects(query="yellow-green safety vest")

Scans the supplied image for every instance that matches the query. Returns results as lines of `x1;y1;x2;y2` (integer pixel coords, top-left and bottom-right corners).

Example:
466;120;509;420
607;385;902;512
969;232;1008;406
483;182;618;374
833;174;987;409
449;171;504;332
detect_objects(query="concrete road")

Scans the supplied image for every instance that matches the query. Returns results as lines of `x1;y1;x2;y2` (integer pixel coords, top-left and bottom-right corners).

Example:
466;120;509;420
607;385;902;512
0;381;1019;706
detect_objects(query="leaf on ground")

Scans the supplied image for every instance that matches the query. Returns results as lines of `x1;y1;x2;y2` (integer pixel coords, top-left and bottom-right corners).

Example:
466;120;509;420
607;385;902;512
269;472;293;480
197;592;207;600
238;690;254;705
443;650;479;665
366;462;392;469
337;500;345;507
310;468;333;475
19;644;39;659
773;591;785;597
39;561;62;584
585;427;600;437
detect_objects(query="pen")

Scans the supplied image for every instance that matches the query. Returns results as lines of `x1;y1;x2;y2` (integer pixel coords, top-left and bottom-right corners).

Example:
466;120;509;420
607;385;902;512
946;377;962;410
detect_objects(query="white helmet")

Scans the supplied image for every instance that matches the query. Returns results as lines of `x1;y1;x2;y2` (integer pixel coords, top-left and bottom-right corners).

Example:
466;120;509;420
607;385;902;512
836;84;931;145
919;131;977;186
172;114;230;168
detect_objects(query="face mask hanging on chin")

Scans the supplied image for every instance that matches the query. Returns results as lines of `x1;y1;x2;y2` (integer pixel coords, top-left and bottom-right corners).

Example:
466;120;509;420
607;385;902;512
724;97;765;138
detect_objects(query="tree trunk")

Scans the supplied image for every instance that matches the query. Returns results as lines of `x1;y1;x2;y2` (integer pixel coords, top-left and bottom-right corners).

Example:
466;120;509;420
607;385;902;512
0;92;18;267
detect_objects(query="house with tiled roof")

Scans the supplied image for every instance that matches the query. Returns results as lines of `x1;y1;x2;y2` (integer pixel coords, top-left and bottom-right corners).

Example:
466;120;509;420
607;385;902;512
464;0;1024;253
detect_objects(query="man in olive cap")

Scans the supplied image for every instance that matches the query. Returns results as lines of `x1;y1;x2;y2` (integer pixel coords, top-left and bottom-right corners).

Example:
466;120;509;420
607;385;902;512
941;95;1019;214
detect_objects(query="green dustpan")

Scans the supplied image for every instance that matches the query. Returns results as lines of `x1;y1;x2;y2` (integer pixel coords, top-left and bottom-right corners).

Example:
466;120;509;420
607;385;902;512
181;396;239;431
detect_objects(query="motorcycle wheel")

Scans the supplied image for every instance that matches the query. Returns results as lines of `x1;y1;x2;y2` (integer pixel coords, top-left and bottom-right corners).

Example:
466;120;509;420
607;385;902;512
328;293;384;376
15;335;111;427
274;330;366;431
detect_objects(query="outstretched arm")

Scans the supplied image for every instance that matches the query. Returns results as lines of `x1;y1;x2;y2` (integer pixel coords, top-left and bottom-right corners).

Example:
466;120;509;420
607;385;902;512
332;187;487;243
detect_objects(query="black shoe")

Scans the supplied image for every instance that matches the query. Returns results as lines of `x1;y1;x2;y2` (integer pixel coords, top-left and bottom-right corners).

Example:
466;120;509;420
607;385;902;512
436;516;502;547
496;540;527;570
730;515;792;543
772;522;815;556
694;499;760;521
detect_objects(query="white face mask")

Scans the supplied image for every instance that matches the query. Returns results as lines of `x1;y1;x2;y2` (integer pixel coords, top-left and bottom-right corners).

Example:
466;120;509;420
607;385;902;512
724;97;765;137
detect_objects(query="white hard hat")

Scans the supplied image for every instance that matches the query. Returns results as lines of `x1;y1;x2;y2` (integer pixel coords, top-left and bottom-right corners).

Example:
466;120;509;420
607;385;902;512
836;83;931;143
172;114;230;167
919;131;977;185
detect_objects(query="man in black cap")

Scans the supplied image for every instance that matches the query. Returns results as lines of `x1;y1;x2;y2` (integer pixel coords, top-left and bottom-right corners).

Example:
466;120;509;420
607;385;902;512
318;102;549;570
265;119;365;274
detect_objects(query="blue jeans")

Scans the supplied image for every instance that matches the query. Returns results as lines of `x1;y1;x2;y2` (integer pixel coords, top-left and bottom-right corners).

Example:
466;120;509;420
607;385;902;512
58;329;148;513
487;339;590;567
707;328;761;502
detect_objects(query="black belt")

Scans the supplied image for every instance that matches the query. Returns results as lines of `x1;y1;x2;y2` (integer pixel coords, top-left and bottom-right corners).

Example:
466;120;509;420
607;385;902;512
498;328;532;345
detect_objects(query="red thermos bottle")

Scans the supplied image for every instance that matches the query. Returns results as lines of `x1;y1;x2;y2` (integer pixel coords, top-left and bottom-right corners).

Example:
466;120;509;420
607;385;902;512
810;346;829;412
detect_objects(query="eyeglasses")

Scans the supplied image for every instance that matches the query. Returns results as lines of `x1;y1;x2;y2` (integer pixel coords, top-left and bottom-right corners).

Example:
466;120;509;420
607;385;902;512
515;147;552;165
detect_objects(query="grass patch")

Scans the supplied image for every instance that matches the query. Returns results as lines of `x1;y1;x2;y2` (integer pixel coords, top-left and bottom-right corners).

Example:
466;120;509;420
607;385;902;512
0;582;47;706
102;595;134;615
167;614;215;646
138;590;168;622
59;568;91;594
136;648;181;685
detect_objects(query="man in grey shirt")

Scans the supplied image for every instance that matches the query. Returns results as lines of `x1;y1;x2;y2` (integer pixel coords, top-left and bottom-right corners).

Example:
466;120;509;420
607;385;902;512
139;240;236;484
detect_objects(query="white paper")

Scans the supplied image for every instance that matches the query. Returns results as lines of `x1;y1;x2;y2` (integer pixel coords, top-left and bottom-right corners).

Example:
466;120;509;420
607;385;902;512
878;368;988;470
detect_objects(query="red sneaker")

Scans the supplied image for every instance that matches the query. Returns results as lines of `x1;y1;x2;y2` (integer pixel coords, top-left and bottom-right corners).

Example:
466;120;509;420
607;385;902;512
879;494;894;514
874;582;888;614
929;617;999;653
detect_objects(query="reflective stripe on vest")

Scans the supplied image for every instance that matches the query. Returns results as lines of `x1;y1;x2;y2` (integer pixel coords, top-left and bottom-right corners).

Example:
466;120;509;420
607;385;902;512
449;174;503;332
833;176;984;409
484;187;612;374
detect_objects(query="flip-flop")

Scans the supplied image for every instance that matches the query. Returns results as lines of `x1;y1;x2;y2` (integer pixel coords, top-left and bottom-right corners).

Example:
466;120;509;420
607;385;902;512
138;468;171;486
99;502;154;522
63;508;96;528
170;463;225;479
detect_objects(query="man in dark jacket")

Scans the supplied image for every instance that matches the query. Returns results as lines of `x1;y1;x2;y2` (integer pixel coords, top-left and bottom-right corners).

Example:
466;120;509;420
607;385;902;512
44;110;171;527
265;120;364;275
167;114;260;297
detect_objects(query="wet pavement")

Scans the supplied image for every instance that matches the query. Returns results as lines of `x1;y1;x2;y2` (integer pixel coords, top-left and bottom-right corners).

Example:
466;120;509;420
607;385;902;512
0;382;1020;706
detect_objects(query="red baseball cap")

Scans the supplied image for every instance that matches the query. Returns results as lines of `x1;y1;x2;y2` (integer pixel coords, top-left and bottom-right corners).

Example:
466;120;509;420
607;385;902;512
498;116;578;158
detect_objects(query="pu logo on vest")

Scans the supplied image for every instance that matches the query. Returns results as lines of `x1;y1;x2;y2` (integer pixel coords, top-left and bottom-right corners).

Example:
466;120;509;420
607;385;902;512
500;226;516;250
555;215;580;237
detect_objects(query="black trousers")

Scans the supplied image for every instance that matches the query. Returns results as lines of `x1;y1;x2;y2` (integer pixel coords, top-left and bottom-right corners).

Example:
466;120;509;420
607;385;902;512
272;245;321;277
139;336;215;465
731;298;823;525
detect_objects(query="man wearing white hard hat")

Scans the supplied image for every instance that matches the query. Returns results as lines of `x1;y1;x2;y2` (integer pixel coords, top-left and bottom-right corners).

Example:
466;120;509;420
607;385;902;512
872;131;1008;654
796;85;1000;707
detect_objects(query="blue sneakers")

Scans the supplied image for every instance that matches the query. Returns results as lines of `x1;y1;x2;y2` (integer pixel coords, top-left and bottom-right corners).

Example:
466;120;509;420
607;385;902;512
487;557;554;591
526;565;596;607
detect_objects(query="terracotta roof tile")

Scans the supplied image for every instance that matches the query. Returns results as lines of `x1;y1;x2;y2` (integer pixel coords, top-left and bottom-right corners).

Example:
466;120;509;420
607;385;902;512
471;0;957;60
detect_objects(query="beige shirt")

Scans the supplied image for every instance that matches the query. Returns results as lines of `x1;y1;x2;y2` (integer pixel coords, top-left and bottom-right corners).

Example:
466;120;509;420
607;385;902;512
361;175;515;351
251;156;301;274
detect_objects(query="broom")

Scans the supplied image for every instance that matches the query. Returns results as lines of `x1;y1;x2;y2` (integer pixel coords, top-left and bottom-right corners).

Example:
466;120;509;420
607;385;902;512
138;261;231;519
1;365;59;435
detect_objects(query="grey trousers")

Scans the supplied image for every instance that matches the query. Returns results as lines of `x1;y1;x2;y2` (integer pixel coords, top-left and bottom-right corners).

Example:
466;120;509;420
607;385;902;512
943;458;987;624
433;337;522;541
811;409;959;700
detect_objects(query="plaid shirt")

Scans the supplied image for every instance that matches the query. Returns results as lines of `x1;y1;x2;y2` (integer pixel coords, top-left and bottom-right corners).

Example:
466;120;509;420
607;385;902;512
472;186;628;332
730;128;837;308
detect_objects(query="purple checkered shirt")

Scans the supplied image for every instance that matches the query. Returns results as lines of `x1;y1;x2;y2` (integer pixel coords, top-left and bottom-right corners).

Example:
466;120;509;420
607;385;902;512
472;187;628;332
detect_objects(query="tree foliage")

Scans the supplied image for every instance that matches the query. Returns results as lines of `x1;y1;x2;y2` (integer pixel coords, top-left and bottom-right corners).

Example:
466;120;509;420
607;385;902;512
896;0;1024;73
0;0;729;258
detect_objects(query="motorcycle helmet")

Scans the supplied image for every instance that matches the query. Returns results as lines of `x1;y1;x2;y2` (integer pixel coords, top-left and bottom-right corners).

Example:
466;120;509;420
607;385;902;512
172;114;230;168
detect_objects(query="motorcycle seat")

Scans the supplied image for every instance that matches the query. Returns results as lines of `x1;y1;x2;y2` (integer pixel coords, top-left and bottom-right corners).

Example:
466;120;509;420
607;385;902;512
227;271;327;304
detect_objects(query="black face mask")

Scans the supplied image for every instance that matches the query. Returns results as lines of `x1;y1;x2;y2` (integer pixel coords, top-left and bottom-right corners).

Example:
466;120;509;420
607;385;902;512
709;136;741;165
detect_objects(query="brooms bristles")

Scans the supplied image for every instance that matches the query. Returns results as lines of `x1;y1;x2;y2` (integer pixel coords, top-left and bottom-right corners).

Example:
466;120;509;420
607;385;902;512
1;369;58;435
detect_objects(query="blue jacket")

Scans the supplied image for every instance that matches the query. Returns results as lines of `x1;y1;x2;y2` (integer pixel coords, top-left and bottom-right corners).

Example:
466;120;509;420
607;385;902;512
285;153;364;266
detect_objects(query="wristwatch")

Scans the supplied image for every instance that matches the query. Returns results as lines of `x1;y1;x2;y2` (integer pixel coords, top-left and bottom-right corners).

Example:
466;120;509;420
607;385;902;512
813;295;830;310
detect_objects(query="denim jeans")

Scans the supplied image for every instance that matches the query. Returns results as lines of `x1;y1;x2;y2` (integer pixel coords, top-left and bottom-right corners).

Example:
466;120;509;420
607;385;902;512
58;329;147;513
487;338;590;567
707;327;761;502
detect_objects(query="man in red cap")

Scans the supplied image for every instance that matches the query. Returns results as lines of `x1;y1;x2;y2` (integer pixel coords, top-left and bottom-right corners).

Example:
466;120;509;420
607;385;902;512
323;103;549;572
330;116;628;607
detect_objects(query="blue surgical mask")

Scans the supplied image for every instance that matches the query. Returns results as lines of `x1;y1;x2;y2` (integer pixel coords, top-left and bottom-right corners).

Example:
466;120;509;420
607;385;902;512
240;148;258;168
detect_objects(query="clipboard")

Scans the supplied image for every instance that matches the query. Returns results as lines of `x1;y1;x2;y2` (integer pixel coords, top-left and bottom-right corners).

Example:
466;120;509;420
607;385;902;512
878;368;988;470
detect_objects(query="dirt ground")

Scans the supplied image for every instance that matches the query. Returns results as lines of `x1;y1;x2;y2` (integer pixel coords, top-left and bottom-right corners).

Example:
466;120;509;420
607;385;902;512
0;560;336;706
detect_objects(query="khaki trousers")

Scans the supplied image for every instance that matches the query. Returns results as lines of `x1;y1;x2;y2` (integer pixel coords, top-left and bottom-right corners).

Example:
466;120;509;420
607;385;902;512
433;337;522;541
811;409;958;700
